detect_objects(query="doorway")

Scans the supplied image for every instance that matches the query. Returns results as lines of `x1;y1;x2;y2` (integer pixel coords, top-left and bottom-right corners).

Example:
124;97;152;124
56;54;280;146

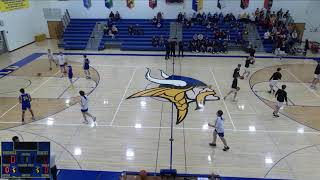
0;31;8;54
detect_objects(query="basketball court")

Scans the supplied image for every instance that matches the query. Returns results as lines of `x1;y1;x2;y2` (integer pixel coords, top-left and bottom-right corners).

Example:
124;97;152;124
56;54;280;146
0;41;319;179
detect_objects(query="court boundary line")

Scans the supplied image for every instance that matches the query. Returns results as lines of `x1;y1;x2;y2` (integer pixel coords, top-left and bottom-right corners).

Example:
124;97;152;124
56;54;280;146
210;67;236;130
57;77;80;99
109;67;137;126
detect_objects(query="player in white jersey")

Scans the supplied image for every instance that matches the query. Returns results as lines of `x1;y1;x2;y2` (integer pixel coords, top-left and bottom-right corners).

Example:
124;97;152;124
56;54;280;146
79;90;96;124
47;49;57;70
57;52;67;77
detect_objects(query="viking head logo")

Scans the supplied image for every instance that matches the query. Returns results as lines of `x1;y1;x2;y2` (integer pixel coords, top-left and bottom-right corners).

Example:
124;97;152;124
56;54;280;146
127;69;220;124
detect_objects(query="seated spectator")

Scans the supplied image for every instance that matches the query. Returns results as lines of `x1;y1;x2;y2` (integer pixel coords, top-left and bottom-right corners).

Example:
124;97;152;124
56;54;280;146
212;41;218;53
152;16;157;25
157;22;162;28
152;36;159;47
198;33;204;41
291;29;298;42
193;34;198;41
185;18;192;28
192;12;197;22
207;39;213;53
115;11;121;21
157;12;163;21
264;31;271;39
128;25;133;35
206;22;211;30
103;25;109;35
111;25;118;35
109;11;114;21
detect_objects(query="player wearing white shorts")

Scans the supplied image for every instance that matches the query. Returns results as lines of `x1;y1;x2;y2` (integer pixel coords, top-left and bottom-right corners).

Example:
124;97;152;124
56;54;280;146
79;90;96;124
47;49;56;70
273;85;288;118
268;68;282;94
310;61;320;89
57;52;67;77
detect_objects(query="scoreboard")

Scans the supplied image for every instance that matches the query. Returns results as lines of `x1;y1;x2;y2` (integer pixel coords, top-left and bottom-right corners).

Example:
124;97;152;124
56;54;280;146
1;142;50;178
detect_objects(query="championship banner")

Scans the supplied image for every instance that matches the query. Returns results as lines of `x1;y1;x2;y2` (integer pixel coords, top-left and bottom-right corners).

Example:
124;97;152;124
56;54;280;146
0;0;29;12
83;0;91;9
149;0;157;9
217;0;225;10
264;0;273;9
105;0;113;9
127;0;134;9
192;0;203;12
240;0;249;9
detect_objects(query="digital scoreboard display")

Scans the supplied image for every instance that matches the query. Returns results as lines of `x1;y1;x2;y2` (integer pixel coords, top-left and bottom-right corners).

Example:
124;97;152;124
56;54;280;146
1;142;50;178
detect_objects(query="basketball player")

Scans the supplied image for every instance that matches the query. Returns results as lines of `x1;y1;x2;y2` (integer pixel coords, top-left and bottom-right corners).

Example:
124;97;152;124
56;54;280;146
242;56;252;79
57;52;67;77
47;49;56;70
79;90;96;124
67;65;73;85
83;55;91;79
273;85;288;117
233;64;241;78
310;61;320;89
208;110;230;151
224;74;239;101
268;68;282;94
19;88;35;123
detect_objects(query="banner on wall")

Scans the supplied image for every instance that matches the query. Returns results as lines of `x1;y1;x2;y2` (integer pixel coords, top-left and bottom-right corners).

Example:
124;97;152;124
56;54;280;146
217;0;225;10
105;0;113;9
264;0;273;9
192;0;203;12
166;0;184;3
149;0;157;9
127;0;134;9
240;0;249;9
0;0;29;12
83;0;91;9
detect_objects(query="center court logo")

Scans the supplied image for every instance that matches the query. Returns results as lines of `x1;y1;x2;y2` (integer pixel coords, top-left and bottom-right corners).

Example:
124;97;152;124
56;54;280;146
127;68;220;124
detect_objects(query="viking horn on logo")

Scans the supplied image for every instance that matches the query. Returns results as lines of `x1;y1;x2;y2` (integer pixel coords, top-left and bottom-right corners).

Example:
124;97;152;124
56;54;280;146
127;68;220;125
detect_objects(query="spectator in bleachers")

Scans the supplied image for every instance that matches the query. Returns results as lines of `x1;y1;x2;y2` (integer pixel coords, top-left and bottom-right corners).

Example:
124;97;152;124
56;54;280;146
178;41;184;57
115;11;121;21
264;30;271;40
235;31;243;45
157;12;163;22
177;12;183;22
207;39;213;53
184;17;192;28
198;33;204;41
152;36;159;47
128;25;133;35
157;22;162;28
152;16;157;25
103;24;110;35
200;39;207;53
191;12;197;23
109;11;114;21
111;25;118;35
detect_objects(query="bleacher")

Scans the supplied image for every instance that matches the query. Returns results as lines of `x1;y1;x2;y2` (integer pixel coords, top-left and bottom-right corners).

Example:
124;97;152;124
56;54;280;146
63;19;96;50
62;18;246;51
257;26;274;53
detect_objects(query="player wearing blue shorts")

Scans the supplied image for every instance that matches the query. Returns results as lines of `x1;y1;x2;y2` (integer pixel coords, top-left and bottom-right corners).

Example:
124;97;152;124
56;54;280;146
68;65;73;84
79;90;96;124
19;88;35;123
208;110;230;151
83;55;91;79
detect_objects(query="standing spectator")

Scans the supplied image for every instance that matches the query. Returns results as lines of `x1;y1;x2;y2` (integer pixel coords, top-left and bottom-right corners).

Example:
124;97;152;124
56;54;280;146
165;40;170;60
109;11;114;21
115;11;121;21
304;39;309;56
208;110;230;151
170;40;177;57
178;41;184;57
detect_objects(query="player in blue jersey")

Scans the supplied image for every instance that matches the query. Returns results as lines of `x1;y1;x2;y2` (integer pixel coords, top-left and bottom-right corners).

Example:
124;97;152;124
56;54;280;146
67;65;73;85
19;88;35;123
83;55;91;79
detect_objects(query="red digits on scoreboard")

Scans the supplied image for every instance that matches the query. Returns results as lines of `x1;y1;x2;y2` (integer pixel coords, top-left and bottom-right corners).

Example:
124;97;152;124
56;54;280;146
4;166;10;174
44;167;49;174
10;156;16;163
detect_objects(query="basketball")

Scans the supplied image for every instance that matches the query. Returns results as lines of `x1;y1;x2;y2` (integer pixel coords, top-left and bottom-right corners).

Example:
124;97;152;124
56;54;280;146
240;76;244;79
139;170;147;179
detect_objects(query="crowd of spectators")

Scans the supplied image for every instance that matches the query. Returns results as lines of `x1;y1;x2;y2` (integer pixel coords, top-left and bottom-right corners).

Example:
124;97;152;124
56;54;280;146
109;11;121;21
128;24;144;35
152;12;163;28
189;33;227;53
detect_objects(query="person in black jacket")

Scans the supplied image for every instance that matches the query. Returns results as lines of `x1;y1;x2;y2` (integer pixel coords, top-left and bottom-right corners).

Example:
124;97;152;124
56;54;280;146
170;41;177;57
273;85;288;117
178;41;184;57
165;40;170;60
